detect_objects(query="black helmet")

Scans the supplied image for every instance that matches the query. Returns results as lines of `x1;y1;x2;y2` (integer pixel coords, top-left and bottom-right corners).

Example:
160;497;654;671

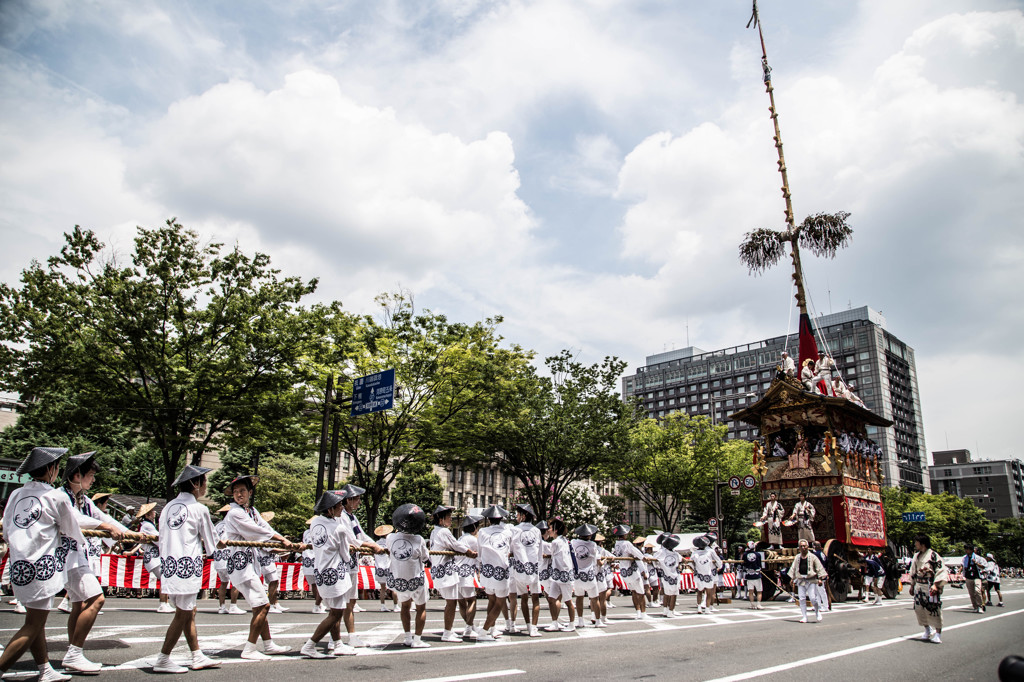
661;534;681;551
392;503;427;534
611;524;631;538
692;535;707;550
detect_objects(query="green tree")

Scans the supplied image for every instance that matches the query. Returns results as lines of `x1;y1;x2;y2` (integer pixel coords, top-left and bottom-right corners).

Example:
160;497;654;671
247;453;316;538
988;517;1024;568
381;461;444;534
456;351;642;521
553;482;608;533
325;291;533;530
599;493;627;528
0;221;321;497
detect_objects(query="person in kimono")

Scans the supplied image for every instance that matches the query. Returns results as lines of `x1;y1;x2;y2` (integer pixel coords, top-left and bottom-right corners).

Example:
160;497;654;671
653;533;682;617
984;553;1003;608
153;465;222;673
542;519;576;632
456;515;483;638
571;524;602;629
612;525;649;619
214;505;243;615
337;484;384;648
789;539;826;623
690;535;723;614
300;491;359;658
800;359;819;393
429;505;477;642
789;492;816;543
780;350;796;377
386;504;431;648
0;447;98;682
910;534;948;643
476;505;513;641
508;503;543;637
815;351;836;394
58;452;129;673
221;474;297;660
372;524;397;612
759;492;786;547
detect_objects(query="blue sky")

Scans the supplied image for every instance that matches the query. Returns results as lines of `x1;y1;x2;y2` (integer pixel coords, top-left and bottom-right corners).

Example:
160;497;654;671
1;0;1022;462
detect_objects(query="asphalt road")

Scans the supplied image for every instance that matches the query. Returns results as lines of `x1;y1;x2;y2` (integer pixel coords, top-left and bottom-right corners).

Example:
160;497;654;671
1;581;1021;681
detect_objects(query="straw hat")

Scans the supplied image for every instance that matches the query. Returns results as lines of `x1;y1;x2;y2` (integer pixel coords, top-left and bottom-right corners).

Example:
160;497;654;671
594;533;606;542
374;524;394;537
260;511;275;523
306;516;317;525
91;492;112;503
136;502;157;518
217;504;232;514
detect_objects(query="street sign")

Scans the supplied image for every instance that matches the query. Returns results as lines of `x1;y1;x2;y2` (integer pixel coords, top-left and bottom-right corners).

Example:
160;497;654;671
728;476;741;490
351;369;396;416
707;517;718;529
743;475;756;489
730;489;741;496
902;511;926;523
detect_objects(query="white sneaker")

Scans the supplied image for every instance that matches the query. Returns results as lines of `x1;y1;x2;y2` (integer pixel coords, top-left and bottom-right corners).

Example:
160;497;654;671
13;601;26;614
62;649;103;673
440;631;463;643
157;602;175;614
922;626;932;641
576;617;586;628
799;616;808;623
227;604;246;615
593;620;607;628
543;622;561;632
353;603;365;612
300;640;330;659
240;642;271;660
463;626;477;638
38;664;72;682
393;605;402;612
379;604;391;612
505;620;518;633
558;622;576;632
816;613;823;622
268;603;284;614
347;634;367;648
218;604;229;614
332;642;357;656
607;601;616;608
152;653;188;674
409;636;430;648
57;597;72;613
263;640;290;655
475;631;497;642
191;652;219;670
929;631;941;644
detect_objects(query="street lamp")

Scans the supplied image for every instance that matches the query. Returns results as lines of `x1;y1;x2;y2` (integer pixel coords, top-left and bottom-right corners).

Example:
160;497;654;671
710;391;758;536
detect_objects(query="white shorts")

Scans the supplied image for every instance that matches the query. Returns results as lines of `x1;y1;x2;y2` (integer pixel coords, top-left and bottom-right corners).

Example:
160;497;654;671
661;581;680;597
66;569;103;603
545;581;573;602
459;585;477;599
621;572;645;594
396;586;429;606
437;583;461;600
214;562;229;580
216;569;230;584
23;596;53;611
344;579;358;602
262;562;280;583
573;581;600;599
234;577;270;608
746;578;763;592
510;574;540;595
871;576;885;588
167;593;197;611
322;595;348;610
482;574;510;598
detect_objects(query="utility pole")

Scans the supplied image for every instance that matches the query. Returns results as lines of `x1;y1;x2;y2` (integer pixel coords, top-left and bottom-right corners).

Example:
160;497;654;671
327;412;341;490
315;373;334;500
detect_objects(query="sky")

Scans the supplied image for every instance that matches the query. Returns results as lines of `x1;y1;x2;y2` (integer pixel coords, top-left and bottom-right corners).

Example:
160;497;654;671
1;0;1022;464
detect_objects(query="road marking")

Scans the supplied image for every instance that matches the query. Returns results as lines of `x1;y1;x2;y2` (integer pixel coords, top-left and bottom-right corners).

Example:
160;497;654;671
403;669;525;682
704;607;1024;682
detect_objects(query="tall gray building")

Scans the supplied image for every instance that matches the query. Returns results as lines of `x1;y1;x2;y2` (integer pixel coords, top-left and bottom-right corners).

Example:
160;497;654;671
622;306;929;491
930;449;1024;519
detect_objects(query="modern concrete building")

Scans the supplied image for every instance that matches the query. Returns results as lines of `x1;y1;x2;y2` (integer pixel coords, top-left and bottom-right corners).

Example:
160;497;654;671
930;449;1024;519
622;306;929;492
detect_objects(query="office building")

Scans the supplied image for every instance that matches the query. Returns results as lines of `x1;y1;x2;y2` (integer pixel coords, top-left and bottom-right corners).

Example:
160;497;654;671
622;306;929;491
930;449;1024;519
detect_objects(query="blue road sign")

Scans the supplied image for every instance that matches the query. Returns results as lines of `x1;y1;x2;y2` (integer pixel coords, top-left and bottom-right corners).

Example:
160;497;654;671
902;511;926;523
351;369;396;416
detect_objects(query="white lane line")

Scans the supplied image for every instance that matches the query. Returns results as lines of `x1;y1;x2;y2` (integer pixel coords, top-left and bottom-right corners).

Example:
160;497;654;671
705;607;1024;682
403;670;525;682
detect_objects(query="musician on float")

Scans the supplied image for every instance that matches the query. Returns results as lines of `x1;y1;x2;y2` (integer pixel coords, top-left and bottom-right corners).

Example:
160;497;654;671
789;492;816;543
759;492;786;547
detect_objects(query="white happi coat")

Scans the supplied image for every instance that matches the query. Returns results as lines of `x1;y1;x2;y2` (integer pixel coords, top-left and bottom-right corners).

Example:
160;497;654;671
429;526;470;589
654;546;681;590
548;536;574;587
690;546;722;589
509;522;543;580
308;514;357;598
68;489;127;577
341;510;372;575
158;492;219;595
213;520;230;574
570;538;599;587
614;539;647;593
138;518;161;573
385;532;428;593
300;528;315;577
477;523;513;590
2;480;87;602
456;533;479;588
222;503;275;584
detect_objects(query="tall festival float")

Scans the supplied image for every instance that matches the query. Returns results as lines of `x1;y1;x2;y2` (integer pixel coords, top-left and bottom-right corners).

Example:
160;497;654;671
726;2;898;601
